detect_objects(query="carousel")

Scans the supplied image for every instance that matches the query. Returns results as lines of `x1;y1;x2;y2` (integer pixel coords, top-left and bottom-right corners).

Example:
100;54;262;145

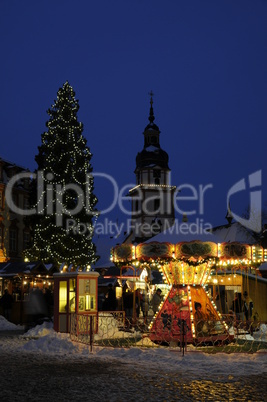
112;240;267;344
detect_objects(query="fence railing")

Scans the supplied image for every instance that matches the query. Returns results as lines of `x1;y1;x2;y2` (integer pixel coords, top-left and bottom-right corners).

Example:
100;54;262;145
69;311;267;354
70;313;95;351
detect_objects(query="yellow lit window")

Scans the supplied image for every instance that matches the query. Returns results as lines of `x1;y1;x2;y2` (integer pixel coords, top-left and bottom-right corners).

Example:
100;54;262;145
59;281;67;312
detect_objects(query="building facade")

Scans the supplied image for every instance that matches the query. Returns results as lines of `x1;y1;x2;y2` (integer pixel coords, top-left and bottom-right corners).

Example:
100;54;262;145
0;157;31;262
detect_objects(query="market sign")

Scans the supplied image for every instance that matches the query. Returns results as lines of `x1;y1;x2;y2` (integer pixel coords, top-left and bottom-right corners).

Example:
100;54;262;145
175;241;217;259
113;244;133;262
136;242;173;260
219;242;251;259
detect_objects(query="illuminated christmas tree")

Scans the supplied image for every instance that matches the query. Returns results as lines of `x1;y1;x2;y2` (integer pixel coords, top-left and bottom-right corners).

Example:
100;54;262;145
24;81;98;269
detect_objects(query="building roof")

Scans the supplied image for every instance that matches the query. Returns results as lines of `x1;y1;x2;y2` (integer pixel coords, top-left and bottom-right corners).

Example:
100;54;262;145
143;223;219;244
0;156;29;172
0;261;57;277
135;147;170;170
210;222;257;244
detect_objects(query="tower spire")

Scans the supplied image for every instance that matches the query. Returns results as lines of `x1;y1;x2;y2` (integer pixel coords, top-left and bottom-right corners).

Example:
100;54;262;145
225;202;233;225
148;90;155;124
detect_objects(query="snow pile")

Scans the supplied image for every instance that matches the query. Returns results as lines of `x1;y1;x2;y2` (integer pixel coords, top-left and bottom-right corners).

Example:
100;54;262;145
253;323;267;342
0;315;23;331
0;314;266;375
22;331;79;354
136;336;158;347
22;321;54;338
229;324;267;341
95;343;267;375
21;321;81;354
94;312;140;340
94;312;120;339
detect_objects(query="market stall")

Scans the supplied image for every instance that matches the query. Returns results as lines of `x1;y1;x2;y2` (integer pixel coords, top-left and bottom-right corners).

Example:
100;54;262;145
53;271;99;333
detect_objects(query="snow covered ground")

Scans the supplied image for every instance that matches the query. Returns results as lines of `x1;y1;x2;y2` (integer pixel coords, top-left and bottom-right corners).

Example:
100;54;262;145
0;314;266;377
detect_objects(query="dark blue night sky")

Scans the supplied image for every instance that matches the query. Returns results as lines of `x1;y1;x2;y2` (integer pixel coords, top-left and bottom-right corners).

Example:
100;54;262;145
1;0;266;235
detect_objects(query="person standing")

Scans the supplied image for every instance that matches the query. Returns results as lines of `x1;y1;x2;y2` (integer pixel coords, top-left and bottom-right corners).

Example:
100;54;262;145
243;291;253;321
141;290;149;324
232;292;242;321
0;289;13;320
135;289;141;318
123;290;133;321
28;287;48;325
151;288;162;315
105;284;117;311
194;302;207;336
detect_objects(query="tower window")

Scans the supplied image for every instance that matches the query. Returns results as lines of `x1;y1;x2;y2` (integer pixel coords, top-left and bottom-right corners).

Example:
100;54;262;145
153;170;160;184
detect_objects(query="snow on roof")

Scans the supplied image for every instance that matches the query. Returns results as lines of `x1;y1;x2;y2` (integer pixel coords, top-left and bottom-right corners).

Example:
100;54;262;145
0;261;50;276
144;224;218;244
145;145;159;152
44;263;53;270
211;222;257;244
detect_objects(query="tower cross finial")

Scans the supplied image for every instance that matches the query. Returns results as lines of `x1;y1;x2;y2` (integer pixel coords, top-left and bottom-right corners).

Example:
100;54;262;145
148;90;154;105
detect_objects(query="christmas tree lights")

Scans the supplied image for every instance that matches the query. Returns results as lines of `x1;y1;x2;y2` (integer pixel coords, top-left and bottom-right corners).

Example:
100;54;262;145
24;81;99;269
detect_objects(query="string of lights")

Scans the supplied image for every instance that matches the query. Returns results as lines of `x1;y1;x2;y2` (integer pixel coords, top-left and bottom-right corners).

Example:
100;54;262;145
24;82;98;269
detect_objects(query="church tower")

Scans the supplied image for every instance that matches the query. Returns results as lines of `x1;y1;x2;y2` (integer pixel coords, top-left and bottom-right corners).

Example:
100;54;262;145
127;92;176;243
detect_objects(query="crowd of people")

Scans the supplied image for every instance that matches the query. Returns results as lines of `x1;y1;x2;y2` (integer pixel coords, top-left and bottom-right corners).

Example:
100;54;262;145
213;289;254;322
0;286;54;326
99;285;163;325
230;290;254;322
0;282;255;334
100;285;255;326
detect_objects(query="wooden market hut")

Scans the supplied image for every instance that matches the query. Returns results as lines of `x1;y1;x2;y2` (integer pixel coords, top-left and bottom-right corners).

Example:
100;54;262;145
210;269;267;321
0;261;58;324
